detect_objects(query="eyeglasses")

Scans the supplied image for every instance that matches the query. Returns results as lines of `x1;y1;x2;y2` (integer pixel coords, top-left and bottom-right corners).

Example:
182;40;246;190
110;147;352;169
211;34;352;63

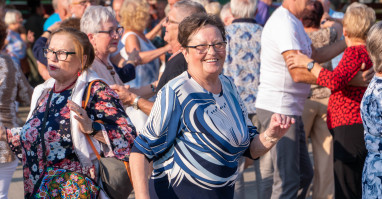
43;48;76;61
72;0;96;6
165;17;179;25
186;42;227;54
97;27;124;37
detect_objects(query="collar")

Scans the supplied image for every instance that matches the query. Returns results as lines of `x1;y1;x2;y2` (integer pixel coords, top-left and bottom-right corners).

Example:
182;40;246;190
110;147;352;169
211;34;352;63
232;18;257;24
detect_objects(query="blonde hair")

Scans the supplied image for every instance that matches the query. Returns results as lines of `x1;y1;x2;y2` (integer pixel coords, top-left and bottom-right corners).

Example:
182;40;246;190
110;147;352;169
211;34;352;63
343;3;375;40
205;2;222;16
4;9;21;25
120;0;150;32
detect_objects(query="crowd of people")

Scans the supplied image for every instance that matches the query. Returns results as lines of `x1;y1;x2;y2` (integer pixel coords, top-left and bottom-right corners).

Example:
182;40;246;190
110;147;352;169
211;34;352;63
0;0;380;198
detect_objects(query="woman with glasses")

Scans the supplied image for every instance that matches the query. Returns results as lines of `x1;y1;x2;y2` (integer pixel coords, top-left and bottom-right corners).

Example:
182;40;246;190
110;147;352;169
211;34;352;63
80;5;140;87
130;13;294;199
0;27;136;198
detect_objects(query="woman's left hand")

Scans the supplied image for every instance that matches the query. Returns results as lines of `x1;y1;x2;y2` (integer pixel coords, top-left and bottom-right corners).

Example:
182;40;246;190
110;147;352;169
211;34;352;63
67;100;93;135
286;52;313;70
265;113;295;141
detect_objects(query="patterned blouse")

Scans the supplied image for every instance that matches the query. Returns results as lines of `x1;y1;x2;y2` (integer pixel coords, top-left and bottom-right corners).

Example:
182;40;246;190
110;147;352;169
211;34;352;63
361;75;382;198
132;72;258;199
307;27;336;99
223;18;262;114
6;81;136;197
316;45;372;129
3;30;26;67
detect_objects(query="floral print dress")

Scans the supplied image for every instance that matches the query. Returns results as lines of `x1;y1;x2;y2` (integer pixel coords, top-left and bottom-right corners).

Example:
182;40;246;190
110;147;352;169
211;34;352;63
361;75;382;198
6;81;136;197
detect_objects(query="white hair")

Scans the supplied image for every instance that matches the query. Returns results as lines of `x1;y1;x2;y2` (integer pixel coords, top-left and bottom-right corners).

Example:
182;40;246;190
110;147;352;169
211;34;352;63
80;5;117;34
367;21;382;73
220;3;231;21
231;0;258;18
4;9;21;25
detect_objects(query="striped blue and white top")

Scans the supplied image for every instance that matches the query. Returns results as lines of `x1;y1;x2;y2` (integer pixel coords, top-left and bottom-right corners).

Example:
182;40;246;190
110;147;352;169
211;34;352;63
132;71;258;198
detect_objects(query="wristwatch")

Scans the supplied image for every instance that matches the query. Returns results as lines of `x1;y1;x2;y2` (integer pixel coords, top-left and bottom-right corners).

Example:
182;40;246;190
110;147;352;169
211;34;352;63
307;61;316;72
133;96;141;110
90;122;102;136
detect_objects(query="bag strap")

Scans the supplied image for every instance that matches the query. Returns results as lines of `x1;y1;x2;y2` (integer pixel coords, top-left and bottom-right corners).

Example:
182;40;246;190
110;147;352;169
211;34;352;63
83;80;134;187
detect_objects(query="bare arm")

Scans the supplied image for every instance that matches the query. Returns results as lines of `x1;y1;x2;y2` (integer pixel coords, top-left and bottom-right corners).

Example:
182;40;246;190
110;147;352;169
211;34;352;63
37;61;51;80
250;114;294;159
282;50;317;84
144;18;165;40
110;84;154;115
130;152;150;199
311;39;346;63
125;34;171;64
348;63;374;87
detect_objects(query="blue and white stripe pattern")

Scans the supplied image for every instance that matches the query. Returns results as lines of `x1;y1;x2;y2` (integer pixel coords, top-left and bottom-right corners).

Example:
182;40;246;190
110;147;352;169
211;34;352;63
134;71;258;196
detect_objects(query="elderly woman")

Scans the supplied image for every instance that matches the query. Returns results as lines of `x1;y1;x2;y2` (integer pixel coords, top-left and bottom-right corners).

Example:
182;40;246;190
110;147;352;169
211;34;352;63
287;4;375;198
0;19;33;199
3;9;26;67
0;28;136;198
130;13;294;199
361;21;382;198
119;0;170;89
81;5;138;86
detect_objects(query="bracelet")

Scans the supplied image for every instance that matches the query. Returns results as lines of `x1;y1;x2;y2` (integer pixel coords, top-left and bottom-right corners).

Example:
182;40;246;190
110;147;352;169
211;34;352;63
46;30;52;34
263;132;278;143
150;83;156;93
133;96;141;110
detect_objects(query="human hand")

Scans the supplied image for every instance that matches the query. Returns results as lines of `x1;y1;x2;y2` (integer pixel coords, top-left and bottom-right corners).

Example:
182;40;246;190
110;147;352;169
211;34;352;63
48;21;62;33
263;114;295;142
110;84;137;106
27;30;35;43
126;48;142;66
349;63;374;87
286;52;313;70
67;100;93;135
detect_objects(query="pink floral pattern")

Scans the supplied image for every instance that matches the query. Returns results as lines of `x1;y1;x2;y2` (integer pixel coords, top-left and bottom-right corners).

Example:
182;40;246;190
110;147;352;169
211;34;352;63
6;81;136;197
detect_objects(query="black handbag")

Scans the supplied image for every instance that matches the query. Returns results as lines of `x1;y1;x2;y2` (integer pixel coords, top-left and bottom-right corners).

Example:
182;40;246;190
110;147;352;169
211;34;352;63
84;80;134;199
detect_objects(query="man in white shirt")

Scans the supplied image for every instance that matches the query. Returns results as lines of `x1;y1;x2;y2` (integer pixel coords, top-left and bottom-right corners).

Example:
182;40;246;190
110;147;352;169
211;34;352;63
254;0;346;198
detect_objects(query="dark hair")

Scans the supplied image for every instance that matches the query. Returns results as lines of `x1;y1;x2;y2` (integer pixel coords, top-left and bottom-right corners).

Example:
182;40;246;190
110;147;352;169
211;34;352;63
47;28;95;70
178;13;226;48
0;19;7;48
301;1;324;28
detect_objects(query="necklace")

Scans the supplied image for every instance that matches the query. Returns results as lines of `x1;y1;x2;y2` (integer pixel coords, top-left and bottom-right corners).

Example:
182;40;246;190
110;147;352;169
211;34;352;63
96;56;116;76
53;78;77;93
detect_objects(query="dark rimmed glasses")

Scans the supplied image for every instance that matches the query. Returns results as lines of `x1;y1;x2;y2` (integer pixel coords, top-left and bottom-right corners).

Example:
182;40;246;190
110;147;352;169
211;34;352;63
97;27;124;37
186;42;227;54
43;48;76;61
165;17;180;25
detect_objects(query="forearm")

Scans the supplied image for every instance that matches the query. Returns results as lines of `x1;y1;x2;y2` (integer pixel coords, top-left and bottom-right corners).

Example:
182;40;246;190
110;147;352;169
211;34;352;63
139;47;167;64
289;68;318;84
249;130;278;159
37;61;51;80
145;23;162;40
313;40;346;63
130;152;150;199
137;98;154;116
130;85;156;99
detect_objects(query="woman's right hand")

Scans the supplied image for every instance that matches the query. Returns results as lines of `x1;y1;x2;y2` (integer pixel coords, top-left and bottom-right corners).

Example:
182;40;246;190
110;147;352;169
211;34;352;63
286;52;313;70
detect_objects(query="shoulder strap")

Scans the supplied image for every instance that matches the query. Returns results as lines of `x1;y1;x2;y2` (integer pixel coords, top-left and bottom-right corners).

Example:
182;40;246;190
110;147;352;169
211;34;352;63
83;80;134;186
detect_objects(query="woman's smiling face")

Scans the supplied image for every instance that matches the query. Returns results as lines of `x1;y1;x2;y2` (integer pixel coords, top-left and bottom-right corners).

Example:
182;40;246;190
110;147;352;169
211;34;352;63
183;25;226;77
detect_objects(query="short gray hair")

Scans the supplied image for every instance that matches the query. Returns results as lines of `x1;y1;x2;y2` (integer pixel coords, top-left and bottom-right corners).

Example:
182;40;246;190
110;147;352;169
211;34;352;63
80;5;117;34
52;0;59;10
220;3;230;21
231;0;258;18
366;21;382;73
4;9;21;25
173;0;206;19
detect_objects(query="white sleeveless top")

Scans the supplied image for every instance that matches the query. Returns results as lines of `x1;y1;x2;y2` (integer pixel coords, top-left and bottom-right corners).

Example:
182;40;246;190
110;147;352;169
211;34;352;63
119;32;160;88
